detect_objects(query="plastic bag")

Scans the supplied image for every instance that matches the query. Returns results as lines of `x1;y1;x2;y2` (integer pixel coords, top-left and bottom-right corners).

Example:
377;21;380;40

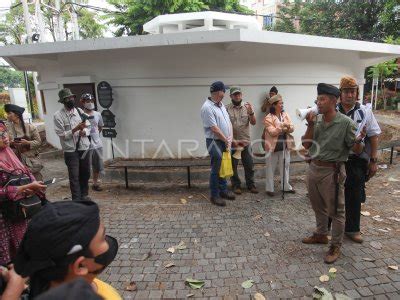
219;151;233;178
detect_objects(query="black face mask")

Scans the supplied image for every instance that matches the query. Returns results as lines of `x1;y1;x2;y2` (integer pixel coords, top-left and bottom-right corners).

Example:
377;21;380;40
87;235;118;275
231;100;242;106
64;100;75;109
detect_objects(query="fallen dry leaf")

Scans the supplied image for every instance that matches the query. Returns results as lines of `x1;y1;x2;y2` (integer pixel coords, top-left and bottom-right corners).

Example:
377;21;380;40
125;281;137;291
388;265;399;270
329;268;337;273
362;257;376;262
180;198;187;204
372;215;384;222
378;228;389;233
272;216;282;222
254;292;266;300
370;241;382;250
264;231;270;237
167;247;175;253
388;177;400;182
361;211;371;216
388;217;400;222
176;241;187;250
164;262;175;268
186;294;194;298
253;214;263;221
383;183;390;187
188;195;193;199
319;275;329;282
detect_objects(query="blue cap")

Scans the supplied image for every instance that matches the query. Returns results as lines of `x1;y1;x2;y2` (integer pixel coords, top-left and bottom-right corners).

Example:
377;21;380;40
210;81;229;93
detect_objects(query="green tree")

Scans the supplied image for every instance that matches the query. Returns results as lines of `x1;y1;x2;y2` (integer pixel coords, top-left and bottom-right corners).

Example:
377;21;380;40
106;0;251;36
0;67;24;91
0;2;30;45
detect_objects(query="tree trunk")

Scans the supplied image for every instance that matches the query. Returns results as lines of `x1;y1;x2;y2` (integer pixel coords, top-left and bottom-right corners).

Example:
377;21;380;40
381;76;387;110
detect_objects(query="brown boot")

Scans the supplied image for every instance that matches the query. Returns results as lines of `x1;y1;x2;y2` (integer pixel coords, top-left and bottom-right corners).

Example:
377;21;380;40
233;187;242;195
302;234;329;244
324;245;341;264
345;233;363;243
248;186;259;194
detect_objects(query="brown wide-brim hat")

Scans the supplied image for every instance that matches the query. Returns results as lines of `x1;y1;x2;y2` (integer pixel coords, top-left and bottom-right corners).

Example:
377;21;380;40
268;94;282;105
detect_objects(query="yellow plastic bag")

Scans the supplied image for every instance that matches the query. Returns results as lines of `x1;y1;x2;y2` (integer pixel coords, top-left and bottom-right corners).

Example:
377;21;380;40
219;151;233;178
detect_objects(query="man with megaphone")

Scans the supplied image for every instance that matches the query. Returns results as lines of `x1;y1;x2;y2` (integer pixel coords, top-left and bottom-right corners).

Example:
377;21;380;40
337;76;381;244
301;83;365;264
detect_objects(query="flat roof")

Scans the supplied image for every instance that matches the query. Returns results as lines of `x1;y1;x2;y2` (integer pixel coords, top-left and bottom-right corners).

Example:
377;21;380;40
0;29;399;68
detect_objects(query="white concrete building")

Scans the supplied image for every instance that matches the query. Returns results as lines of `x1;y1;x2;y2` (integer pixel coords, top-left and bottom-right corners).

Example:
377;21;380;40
0;12;399;159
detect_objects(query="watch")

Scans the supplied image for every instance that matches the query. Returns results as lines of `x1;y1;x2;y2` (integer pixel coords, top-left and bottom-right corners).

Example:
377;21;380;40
370;157;378;163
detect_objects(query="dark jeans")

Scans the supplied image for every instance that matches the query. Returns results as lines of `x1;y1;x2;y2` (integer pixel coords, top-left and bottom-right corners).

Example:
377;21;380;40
344;157;368;233
64;150;91;201
230;145;255;189
206;139;228;198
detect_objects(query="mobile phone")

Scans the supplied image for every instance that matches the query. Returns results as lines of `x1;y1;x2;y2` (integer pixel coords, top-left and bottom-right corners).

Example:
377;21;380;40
44;178;56;185
14;137;22;142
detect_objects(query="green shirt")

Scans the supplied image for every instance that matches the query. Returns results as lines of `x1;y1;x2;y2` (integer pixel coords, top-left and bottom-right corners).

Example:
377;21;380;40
309;112;356;162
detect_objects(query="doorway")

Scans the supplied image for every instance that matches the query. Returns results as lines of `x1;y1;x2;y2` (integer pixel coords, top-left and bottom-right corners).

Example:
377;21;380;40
63;83;98;110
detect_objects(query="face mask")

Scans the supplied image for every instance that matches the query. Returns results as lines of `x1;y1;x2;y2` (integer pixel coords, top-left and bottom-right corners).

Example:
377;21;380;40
231;100;242;106
65;100;75;109
87;235;118;275
84;103;95;110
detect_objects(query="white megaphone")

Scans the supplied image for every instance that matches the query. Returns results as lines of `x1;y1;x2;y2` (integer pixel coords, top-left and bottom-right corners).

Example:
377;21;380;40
296;105;319;120
232;147;244;160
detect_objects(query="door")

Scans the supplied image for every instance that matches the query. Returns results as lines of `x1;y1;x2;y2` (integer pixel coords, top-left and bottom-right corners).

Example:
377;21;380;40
63;83;98;110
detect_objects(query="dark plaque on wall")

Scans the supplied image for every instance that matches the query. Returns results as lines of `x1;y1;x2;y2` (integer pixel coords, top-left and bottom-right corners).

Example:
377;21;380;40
103;128;117;138
101;109;116;128
97;81;113;109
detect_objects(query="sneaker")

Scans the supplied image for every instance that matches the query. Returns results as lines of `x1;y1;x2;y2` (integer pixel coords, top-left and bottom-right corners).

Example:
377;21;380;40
345;233;363;243
324;245;341;264
302;234;329;244
233;187;242;195
266;191;275;197
220;191;235;200
92;184;103;192
248;186;259;194
210;196;226;207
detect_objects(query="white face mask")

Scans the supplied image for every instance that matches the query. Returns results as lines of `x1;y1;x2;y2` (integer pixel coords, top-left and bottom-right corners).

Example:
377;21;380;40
84;103;95;110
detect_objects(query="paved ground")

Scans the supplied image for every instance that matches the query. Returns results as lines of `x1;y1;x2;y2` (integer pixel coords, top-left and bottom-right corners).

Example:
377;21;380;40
44;158;400;299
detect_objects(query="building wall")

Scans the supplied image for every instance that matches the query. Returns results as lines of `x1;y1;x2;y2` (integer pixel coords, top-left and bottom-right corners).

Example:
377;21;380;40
37;42;365;159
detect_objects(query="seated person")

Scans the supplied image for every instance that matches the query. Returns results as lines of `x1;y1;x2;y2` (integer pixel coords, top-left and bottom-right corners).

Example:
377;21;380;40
2;201;121;300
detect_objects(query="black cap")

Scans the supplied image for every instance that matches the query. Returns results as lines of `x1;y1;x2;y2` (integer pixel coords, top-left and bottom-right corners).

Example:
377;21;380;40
210;81;228;93
317;83;340;98
36;278;102;300
14;201;100;277
4;104;25;115
270;86;278;94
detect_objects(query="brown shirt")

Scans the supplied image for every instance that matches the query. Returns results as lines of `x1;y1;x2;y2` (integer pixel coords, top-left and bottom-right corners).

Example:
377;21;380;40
226;103;251;144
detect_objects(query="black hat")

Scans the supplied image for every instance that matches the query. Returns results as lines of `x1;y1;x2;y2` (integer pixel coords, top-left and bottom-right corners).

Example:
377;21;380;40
270;86;278;94
317;83;340;98
4;104;25;115
36;278;102;300
14;201;100;277
210;81;229;93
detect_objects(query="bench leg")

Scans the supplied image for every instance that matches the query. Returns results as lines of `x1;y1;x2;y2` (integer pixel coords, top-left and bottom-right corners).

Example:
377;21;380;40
187;166;191;188
124;167;128;189
390;147;394;165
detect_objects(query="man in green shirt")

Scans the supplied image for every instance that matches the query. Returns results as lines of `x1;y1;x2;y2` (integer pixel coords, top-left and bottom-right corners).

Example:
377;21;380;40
301;83;364;264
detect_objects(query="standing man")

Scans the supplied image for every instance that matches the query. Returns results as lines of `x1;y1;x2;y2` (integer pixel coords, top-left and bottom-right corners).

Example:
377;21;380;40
301;83;364;264
338;76;381;243
226;87;258;195
54;88;91;201
81;93;105;192
201;81;236;207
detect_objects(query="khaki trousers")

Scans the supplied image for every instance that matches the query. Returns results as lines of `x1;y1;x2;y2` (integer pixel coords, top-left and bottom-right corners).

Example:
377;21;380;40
306;162;346;246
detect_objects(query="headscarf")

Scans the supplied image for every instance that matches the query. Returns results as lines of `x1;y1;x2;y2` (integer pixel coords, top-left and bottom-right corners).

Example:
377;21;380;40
0;122;29;174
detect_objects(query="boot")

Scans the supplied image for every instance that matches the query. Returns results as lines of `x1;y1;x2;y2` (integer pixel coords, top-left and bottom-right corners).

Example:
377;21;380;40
248;186;259;194
210;196;226;207
302;234;329;244
324;245;341;264
233;187;242;195
266;191;275;197
220;191;235;200
345;233;363;243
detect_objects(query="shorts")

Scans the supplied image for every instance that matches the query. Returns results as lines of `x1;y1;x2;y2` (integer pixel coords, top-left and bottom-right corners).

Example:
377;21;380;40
91;147;104;173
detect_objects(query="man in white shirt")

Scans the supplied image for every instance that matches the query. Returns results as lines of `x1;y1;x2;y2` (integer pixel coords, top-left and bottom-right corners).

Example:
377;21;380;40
54;88;91;201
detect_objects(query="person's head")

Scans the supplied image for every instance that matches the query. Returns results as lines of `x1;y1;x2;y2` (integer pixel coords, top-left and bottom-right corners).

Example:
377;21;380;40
339;76;359;107
4;104;25;124
14;201;118;297
210;81;228;103
316;83;340;114
269;86;278;98
0;122;10;150
268;94;283;115
58;88;76;110
36;278;102;300
80;94;95;111
229;86;242;106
